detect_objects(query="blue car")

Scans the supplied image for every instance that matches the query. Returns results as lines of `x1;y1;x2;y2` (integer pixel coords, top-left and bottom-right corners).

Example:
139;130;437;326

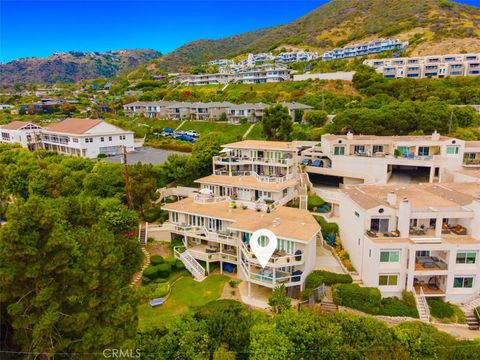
178;134;195;142
164;128;174;133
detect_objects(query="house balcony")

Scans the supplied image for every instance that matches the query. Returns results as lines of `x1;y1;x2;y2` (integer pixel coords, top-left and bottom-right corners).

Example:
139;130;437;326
413;275;447;296
414;250;449;272
463;158;480;167
240;241;305;268
185;242;238;263
170;223;238;247
213;155;293;166
239;258;304;288
213;169;294;183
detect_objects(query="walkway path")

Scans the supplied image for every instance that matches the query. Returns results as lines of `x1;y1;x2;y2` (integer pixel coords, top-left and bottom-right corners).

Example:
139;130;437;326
175;120;187;131
129;247;151;287
242;123;256;139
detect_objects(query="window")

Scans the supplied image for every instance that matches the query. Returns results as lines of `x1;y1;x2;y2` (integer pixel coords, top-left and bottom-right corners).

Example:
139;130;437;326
370;218;389;233
418;146;430;156
100;137;104;142
109;136;112;141
396;146;409;156
334;146;345;155
72;138;78;143
277;238;295;254
379;274;398;286
120;135;126;140
453;277;474;288
85;137;93;143
456;251;476;264
354;211;359;217
354;145;365;154
373;145;384;153
446;146;459;155
380;250;400;263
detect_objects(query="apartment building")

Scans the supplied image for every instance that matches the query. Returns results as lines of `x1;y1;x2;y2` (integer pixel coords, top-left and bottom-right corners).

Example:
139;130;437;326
161;140;320;296
275;51;318;64
322;38;408;60
236;65;291;84
123;101;173;118
176;73;236;86
227;103;267;124
464;141;480;167
166;102;233;120
338;183;480;304
302;132;466;185
0;121;43;149
364;54;480;79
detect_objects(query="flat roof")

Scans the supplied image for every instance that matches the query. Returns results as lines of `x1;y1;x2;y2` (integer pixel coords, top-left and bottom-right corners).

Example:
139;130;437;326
342;183;479;210
162;197;319;242
195;174;297;191
222;140;297;151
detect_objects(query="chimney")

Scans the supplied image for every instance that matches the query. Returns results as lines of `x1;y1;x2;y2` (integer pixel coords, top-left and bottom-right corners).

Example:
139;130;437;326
431;130;440;141
387;191;397;206
398;197;411;238
347;131;354;140
273;218;280;227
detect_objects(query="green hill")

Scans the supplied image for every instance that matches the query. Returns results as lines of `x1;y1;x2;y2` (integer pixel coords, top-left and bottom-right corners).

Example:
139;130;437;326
150;0;480;72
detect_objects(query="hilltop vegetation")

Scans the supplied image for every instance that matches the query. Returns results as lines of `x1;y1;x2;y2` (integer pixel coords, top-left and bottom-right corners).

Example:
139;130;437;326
147;0;480;73
0;49;161;86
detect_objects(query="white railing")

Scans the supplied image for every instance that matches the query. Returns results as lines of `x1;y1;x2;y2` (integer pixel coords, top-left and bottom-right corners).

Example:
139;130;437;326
418;287;431;322
193;194;230;204
174;246;206;281
213;156;292;166
240;240;304;267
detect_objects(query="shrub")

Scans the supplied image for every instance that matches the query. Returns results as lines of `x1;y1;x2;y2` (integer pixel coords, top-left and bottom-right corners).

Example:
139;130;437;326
305;270;353;289
299;288;313;301
150;255;164;265
141;276;151;285
379;298;419;318
143;208;169;223
402;291;416;308
156;263;172;278
164;256;177;267
228;279;240;288
307;194;326;211
427;298;455;319
143;265;159;279
332;284;381;314
153;283;169;298
153;278;168;284
314;215;339;239
175;260;185;270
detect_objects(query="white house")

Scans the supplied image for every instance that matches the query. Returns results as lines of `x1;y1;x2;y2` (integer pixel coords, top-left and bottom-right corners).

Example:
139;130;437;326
338;182;480;304
0;121;43;149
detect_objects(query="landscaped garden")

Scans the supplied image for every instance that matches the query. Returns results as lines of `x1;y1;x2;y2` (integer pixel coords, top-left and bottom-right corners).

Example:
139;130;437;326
427;298;466;324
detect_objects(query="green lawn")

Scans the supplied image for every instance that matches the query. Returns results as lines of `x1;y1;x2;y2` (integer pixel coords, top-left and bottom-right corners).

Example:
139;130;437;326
138;274;229;331
245;123;266;140
178;121;250;143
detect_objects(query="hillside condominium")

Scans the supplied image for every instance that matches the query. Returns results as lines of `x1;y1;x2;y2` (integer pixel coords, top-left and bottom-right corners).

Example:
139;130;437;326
338;182;480;304
161;140;319;296
322;38;408;60
364;53;480;78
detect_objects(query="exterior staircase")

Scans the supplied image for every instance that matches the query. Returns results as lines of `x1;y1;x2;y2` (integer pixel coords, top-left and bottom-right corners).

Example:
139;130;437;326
320;298;338;312
138;222;148;246
174;247;206;282
461;297;480;330
414;289;431;322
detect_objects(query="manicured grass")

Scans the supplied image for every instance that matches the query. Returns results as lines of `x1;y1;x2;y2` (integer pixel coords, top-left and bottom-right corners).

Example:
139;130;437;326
245;123;267;140
178;121;250;142
140;119;181;130
138;274;229;331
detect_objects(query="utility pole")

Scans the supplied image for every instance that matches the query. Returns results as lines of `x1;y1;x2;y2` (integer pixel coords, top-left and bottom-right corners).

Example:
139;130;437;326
123;145;133;210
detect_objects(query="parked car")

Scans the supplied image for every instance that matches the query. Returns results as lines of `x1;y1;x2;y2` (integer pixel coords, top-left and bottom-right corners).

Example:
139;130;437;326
185;130;199;137
163;127;174;133
177;134;196;142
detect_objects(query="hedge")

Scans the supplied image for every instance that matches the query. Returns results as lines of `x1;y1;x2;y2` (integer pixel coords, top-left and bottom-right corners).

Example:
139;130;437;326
402;291;416;308
305;270;353;289
379;298;419;318
150;255;164;265
175;260;185;270
156;263;172;278
332;284;381;314
164;256;177;267
427;298;455;319
143;265;160;280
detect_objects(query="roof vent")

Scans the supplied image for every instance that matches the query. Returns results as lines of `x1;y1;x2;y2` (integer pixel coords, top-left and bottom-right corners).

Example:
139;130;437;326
347;131;354;140
431;130;440;141
273;218;280;227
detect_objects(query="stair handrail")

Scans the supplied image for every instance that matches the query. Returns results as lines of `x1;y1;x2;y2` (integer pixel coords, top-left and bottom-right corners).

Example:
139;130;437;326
474;306;480;323
419;287;430;321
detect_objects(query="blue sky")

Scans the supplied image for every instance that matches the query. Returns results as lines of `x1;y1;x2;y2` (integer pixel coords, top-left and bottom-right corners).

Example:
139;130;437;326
1;0;479;63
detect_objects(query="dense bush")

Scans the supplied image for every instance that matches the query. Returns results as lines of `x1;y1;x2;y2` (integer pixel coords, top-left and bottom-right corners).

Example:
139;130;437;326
313;215;339;239
164;256;177;267
150;255;164;265
143;207;169;223
307;194;326;211
333;284;382;314
379;298;419;318
175;260;185;270
143;265;160;280
156;263;172;278
402;291;416;308
427;298;455;319
305;270;352;289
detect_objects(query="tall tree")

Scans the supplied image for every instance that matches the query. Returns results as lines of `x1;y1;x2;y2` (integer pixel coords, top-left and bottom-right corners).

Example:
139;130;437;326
261;105;293;140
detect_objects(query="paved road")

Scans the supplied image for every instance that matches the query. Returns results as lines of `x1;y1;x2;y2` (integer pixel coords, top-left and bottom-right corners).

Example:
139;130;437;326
103;147;189;165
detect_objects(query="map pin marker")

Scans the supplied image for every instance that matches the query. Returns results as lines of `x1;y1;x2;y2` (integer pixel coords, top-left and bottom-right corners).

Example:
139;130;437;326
250;229;278;268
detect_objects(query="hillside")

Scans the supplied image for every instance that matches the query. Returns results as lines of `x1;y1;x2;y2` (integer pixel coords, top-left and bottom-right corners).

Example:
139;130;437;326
149;0;480;72
0;49;161;86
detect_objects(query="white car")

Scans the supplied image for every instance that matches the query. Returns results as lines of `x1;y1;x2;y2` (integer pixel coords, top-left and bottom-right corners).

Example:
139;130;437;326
185;130;199;137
